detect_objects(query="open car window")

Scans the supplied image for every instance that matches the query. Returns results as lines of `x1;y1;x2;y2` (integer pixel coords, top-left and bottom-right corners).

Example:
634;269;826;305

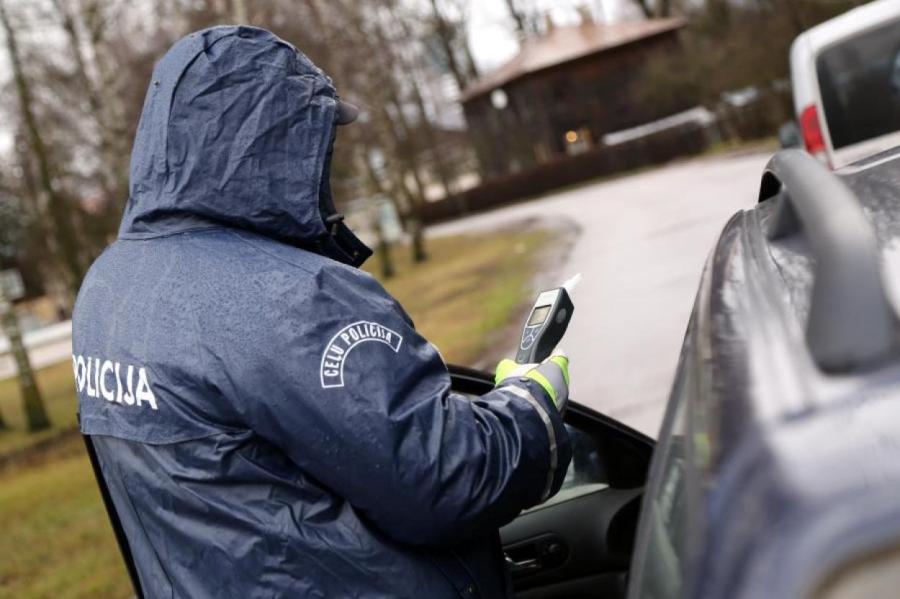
524;424;608;512
629;399;687;599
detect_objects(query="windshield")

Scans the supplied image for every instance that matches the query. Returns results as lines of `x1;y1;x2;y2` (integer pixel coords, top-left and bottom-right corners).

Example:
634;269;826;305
816;19;900;150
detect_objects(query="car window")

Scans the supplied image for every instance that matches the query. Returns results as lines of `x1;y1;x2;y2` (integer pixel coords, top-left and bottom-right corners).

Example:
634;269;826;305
629;399;687;599
454;389;610;508
561;424;607;489
529;424;608;511
816;19;900;149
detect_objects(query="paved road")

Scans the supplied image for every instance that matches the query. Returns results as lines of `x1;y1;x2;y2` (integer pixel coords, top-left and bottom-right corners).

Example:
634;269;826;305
433;151;771;437
0;322;72;380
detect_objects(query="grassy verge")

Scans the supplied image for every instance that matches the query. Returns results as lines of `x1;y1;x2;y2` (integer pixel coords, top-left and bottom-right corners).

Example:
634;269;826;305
0;435;134;599
0;361;80;457
0;229;551;599
366;229;549;365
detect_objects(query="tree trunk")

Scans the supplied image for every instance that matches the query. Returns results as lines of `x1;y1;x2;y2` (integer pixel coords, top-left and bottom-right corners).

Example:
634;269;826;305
410;84;454;201
53;0;130;252
503;0;529;39
81;0;132;201
370;28;431;260
0;288;50;432
53;0;118;198
0;0;85;296
398;165;429;264
428;0;468;92
331;0;431;261
392;6;456;203
409;218;427;263
461;35;479;84
360;148;396;279
380;142;428;264
376;230;395;279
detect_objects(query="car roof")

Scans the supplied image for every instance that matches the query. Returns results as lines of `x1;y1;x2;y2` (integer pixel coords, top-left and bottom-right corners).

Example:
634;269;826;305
691;147;900;598
792;0;900;55
713;147;900;435
789;0;900;115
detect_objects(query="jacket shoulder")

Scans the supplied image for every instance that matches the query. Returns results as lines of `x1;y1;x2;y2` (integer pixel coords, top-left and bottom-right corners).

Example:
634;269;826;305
231;229;400;304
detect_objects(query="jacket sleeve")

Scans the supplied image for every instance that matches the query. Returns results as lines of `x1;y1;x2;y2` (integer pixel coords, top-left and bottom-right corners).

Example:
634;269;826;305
232;264;572;547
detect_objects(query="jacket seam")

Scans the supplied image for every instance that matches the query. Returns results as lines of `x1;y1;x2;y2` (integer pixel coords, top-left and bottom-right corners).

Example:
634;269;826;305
118;225;227;241
80;421;247;446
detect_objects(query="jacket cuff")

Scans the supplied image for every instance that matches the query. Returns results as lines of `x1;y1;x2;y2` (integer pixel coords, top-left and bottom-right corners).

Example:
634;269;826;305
497;378;571;502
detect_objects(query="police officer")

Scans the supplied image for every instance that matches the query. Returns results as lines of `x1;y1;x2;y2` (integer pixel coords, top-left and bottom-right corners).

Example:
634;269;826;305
73;26;571;598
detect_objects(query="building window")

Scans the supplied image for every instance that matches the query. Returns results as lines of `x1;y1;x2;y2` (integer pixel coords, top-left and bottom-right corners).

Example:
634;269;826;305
564;127;592;156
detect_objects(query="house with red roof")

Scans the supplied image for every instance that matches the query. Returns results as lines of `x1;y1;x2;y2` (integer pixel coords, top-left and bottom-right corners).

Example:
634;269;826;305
461;17;688;177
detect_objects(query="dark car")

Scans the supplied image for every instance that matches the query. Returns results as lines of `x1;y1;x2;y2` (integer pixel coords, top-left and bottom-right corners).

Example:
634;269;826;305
627;148;900;599
86;148;900;598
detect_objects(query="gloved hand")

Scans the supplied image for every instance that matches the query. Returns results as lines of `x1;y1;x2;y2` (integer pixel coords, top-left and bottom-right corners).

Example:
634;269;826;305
495;348;569;411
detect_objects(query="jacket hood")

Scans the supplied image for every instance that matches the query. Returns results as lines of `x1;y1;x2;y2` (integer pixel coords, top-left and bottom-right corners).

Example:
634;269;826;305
120;26;371;266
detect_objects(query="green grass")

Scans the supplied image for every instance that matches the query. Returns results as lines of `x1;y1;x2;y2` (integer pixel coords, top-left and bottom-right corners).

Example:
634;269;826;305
0;436;134;599
0;360;80;456
0;230;552;598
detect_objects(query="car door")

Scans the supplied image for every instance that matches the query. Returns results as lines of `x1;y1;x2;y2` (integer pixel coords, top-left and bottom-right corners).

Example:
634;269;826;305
622;336;694;599
449;365;655;599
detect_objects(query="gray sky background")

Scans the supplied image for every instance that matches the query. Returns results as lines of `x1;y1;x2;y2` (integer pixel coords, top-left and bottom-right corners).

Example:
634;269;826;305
469;0;643;70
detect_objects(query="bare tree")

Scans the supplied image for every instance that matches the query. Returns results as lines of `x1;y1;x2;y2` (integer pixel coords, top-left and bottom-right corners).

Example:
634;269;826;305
0;285;50;432
1;0;486;288
503;0;529;38
0;0;86;301
392;2;456;200
50;0;130;234
0;188;49;432
426;0;478;92
360;151;396;279
323;0;438;262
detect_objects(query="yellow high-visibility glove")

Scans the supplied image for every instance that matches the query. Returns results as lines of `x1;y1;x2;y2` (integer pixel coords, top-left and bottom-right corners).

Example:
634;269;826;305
495;348;569;410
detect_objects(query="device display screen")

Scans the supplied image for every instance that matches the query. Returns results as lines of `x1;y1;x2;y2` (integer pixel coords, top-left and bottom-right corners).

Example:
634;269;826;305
528;305;551;326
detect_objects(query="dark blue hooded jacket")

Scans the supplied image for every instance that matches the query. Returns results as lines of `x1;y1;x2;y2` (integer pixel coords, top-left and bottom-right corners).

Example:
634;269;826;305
73;26;571;599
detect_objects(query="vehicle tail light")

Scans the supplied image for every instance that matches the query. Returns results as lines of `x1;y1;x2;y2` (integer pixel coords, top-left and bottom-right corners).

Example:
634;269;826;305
799;104;829;165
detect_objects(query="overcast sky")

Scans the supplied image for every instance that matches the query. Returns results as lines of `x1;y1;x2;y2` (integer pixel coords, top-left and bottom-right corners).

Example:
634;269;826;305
468;0;643;70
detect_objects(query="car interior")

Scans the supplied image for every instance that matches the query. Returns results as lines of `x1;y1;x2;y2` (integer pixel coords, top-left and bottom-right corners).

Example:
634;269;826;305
449;365;655;599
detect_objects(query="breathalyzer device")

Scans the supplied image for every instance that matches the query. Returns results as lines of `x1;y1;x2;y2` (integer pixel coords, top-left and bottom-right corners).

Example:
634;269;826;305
515;274;582;364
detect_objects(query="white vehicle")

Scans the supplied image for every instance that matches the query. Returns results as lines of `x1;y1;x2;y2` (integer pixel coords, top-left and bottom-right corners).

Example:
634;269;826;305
790;0;900;168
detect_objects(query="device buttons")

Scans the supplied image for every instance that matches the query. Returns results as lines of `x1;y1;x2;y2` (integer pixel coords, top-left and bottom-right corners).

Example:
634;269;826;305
520;325;540;350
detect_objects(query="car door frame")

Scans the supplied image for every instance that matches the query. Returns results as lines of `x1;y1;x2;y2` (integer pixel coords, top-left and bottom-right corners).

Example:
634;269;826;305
450;364;656;598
